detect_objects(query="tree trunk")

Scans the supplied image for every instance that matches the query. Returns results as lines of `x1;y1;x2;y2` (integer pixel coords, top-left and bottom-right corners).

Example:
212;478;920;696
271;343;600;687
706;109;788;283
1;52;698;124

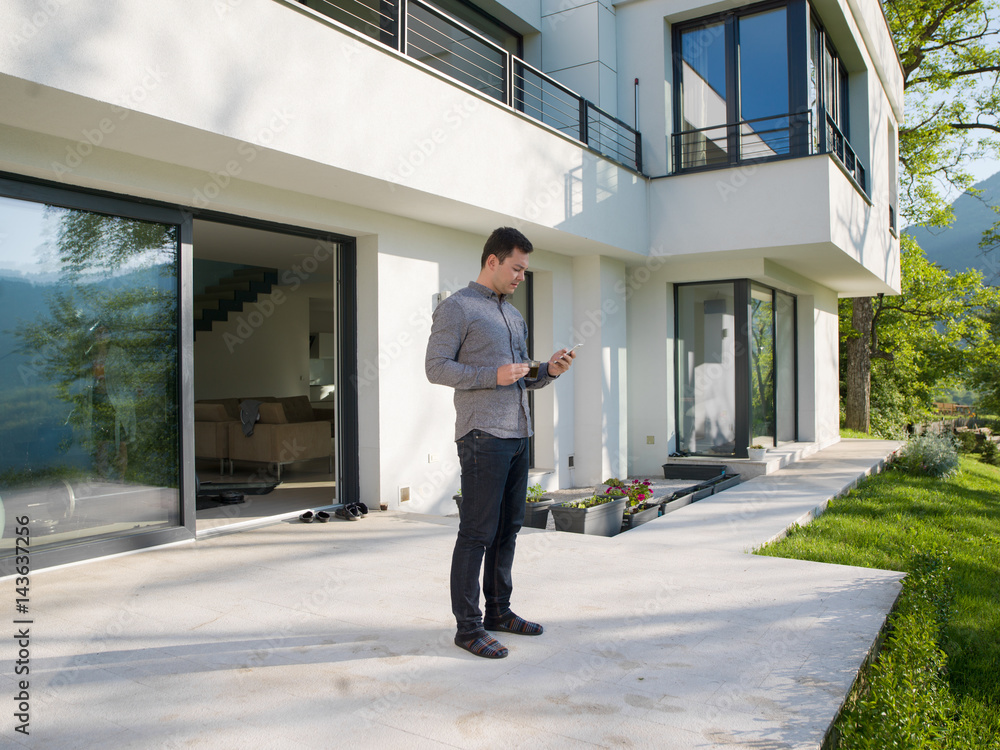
845;296;873;433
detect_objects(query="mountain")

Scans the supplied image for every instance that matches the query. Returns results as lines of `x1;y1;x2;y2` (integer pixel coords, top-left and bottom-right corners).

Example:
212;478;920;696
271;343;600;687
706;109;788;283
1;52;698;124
906;170;1000;284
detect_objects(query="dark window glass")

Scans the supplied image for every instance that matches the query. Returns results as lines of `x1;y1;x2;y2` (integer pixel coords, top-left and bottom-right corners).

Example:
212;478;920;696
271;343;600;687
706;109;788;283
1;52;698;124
775;291;797;443
749;284;775;447
676;282;737;455
0;196;180;557
738;8;789;158
679;22;729;168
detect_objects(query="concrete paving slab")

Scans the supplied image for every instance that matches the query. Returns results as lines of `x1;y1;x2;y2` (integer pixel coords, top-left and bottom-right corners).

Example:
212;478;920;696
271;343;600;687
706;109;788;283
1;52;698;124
1;439;904;749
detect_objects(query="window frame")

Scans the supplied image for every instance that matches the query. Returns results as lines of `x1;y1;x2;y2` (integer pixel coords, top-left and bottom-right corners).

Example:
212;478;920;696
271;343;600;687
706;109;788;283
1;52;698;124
672;0;854;176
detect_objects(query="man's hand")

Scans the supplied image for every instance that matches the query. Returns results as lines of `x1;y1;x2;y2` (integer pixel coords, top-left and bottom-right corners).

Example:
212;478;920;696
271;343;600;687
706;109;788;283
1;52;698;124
497;362;530;386
547;348;576;376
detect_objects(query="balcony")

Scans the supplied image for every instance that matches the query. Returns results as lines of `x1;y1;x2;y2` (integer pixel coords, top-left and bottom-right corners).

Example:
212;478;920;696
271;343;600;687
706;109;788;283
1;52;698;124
292;0;642;173
672;110;867;195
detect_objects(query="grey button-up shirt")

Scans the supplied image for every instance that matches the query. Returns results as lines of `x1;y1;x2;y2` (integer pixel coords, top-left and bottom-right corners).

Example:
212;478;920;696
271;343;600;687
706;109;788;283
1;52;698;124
426;281;556;440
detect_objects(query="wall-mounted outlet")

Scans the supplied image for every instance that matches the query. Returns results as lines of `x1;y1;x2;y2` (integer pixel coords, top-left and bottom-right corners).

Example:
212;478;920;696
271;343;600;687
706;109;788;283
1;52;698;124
428;454;438;463
568;455;574;468
399;487;410;502
647;435;655;445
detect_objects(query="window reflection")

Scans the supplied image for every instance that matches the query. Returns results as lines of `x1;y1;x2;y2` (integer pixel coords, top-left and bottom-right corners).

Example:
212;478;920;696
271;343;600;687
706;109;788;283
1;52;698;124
677;283;737;455
0;196;180;557
749;284;775;447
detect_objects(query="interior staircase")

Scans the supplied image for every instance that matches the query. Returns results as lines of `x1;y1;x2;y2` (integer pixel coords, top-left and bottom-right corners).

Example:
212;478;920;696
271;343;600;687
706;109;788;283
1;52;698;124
194;266;279;338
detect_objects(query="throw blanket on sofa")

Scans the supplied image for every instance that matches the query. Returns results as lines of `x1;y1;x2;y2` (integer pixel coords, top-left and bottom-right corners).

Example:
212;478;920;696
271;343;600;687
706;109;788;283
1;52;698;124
240;399;262;437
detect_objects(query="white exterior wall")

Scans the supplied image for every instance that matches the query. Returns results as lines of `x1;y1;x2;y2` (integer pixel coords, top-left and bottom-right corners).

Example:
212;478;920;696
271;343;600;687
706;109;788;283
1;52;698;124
358;226;582;515
0;0;902;529
194;285;311;400
0;0;647;256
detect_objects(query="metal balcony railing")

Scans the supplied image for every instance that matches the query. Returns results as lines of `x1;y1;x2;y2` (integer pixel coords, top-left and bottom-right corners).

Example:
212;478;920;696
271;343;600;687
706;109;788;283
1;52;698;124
824;113;866;193
293;0;642;173
672;108;867;195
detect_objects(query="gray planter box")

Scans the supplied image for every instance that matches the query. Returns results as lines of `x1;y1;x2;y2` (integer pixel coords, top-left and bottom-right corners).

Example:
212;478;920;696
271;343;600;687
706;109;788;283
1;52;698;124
691;486;714;501
712;475;741;493
662;463;727;480
550;496;625;537
621;503;660;531
661;493;695;515
523;497;556;529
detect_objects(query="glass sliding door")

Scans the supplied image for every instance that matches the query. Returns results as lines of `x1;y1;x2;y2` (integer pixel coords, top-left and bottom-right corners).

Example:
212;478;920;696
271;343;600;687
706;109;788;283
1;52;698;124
775;290;797;443
507;271;534;466
749;284;775;447
676;282;737;455
676;280;796;457
737;7;789;159
679;22;729;169
0;194;180;560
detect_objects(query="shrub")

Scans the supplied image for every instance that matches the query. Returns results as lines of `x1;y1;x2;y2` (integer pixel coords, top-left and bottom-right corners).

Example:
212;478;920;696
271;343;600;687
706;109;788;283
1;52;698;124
837;553;955;749
895;433;960;478
981;440;1000;467
954;430;979;453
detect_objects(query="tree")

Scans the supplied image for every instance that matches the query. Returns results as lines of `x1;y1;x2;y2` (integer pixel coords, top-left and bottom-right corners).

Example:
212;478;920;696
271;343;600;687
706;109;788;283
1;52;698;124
841;235;999;435
885;0;1000;227
967;306;1000;413
844;0;1000;431
7;209;179;487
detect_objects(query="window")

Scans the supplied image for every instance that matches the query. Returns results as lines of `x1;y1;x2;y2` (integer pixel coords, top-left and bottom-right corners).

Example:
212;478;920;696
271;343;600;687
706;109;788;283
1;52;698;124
811;16;849;152
675;2;793;170
673;0;862;187
675;280;797;457
0;189;181;562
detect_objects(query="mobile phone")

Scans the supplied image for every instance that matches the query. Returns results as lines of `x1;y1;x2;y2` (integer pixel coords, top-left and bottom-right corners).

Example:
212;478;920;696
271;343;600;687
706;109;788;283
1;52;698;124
563;343;583;356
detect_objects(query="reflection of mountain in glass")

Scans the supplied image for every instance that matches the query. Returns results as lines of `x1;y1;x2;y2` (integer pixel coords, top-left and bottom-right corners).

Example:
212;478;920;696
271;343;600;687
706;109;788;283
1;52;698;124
0;208;178;488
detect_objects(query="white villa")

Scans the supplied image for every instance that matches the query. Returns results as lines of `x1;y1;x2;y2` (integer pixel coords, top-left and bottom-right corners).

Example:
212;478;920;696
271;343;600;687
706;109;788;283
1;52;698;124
0;0;900;571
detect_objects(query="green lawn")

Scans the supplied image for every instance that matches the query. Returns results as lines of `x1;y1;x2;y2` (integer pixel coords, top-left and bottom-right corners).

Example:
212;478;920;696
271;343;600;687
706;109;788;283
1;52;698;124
758;455;1000;748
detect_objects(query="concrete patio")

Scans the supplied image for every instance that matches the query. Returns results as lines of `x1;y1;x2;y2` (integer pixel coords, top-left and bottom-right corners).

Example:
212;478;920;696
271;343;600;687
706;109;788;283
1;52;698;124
4;439;904;749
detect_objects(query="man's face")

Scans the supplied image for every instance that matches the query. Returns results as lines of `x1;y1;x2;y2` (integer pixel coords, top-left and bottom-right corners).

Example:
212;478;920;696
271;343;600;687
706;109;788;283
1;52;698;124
487;248;529;297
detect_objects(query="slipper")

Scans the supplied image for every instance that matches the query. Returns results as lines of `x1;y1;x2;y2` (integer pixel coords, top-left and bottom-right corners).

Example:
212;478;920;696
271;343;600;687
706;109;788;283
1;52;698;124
299;511;315;523
335;506;360;521
454;630;508;659
315;511;331;523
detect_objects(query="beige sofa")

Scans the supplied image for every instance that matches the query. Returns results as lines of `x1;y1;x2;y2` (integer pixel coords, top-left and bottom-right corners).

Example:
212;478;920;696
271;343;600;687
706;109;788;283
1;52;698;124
194;402;238;474
195;396;334;479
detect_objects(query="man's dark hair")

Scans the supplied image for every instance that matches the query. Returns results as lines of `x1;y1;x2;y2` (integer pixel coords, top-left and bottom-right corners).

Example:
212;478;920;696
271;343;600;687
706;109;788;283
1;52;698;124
481;227;533;268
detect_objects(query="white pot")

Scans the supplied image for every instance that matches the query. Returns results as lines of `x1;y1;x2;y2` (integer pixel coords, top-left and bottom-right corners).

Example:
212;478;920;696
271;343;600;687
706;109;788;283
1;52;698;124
747;448;768;461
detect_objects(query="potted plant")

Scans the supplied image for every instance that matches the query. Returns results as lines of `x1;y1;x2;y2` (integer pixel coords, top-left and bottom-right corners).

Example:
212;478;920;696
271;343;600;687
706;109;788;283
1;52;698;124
522;483;556;529
605;478;660;531
747;444;768;461
549;493;626;536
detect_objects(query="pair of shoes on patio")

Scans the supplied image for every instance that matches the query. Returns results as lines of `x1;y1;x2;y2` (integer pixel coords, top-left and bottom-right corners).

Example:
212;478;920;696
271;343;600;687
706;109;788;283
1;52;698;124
335;502;368;521
299;510;331;523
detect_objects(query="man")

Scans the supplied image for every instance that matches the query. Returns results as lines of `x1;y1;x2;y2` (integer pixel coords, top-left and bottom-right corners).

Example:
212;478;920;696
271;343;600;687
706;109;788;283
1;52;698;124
426;226;576;659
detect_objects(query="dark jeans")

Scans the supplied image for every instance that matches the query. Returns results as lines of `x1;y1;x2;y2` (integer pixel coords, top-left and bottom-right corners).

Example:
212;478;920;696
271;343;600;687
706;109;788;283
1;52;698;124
451;429;529;635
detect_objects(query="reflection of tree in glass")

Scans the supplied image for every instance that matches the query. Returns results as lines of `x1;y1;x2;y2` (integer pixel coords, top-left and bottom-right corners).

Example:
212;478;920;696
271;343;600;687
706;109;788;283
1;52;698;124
12;209;178;488
750;298;775;440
